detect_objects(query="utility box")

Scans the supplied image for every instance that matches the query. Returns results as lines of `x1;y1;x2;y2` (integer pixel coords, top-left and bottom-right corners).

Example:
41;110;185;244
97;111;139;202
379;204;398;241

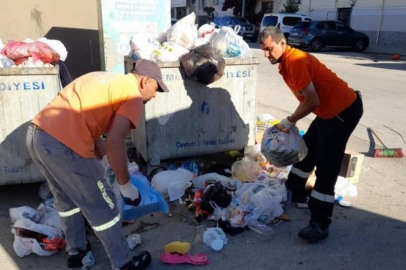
339;151;364;183
124;56;260;166
0;67;61;185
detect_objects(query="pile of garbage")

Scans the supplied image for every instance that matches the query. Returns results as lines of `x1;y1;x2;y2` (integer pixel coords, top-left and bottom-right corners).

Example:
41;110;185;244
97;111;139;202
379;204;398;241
0;37;67;68
9;198;65;257
129;12;252;84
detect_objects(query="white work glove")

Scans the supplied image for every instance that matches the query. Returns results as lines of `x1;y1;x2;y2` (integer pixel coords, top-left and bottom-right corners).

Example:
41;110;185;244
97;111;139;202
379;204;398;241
277;117;295;132
119;181;141;206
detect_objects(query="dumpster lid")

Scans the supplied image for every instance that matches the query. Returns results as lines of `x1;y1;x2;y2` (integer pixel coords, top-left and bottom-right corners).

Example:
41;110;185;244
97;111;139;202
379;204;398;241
124;57;261;68
0;66;60;75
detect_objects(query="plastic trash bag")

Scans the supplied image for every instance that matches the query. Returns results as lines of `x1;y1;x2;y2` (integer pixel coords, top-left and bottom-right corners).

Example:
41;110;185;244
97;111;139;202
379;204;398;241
198;24;215;43
38;204;61;230
335;176;358;197
11;217;63;257
1;41;60;65
210;26;252;59
261;125;308;168
151;168;193;201
193;173;232;190
37;38;68;61
203;227;227;247
180;44;225;85
121;175;169;221
127;234;141;250
152;41;189;62
9;206;40;223
130;35;161;61
167;12;198;50
248;189;284;223
231;158;262;183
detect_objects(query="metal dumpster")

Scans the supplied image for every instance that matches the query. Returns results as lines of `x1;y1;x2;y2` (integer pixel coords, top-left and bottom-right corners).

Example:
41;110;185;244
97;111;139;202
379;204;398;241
0;67;61;185
124;56;260;166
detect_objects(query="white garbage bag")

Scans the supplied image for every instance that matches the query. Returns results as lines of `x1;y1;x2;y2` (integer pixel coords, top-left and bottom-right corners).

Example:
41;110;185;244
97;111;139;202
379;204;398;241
11;217;63;257
37;37;68;61
38;203;61;230
210;26;252;58
9;206;40;223
261;125;308;167
152;41;189;62
151;168;193;201
130;35;161;61
167;12;198;50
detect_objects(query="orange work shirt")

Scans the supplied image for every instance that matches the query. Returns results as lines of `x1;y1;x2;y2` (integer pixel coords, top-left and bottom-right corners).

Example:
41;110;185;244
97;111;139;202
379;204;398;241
32;72;143;158
278;46;356;119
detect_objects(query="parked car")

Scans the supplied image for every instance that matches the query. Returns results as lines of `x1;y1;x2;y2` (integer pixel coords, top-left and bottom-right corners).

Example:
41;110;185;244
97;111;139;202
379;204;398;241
288;20;369;52
212;16;259;42
260;13;312;38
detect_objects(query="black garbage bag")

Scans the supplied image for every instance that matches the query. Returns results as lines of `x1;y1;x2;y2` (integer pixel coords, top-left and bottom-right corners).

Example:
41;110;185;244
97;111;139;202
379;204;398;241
180;44;225;85
199;180;233;215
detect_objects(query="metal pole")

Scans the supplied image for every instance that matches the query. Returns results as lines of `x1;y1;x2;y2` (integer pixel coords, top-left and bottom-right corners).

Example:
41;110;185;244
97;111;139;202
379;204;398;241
376;0;385;45
242;0;246;17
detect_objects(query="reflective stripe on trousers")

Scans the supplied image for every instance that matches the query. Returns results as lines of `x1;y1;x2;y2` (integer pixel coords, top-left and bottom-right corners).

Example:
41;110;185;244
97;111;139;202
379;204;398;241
311;190;335;203
92;213;122;232
58;207;81;217
290;167;311;179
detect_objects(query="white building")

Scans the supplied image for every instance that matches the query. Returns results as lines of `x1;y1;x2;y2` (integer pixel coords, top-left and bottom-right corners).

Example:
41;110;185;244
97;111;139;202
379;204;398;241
255;0;406;46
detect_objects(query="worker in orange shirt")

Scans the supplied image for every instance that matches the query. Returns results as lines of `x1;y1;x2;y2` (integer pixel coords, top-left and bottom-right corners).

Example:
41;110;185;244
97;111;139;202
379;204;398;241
26;59;169;269
259;27;363;242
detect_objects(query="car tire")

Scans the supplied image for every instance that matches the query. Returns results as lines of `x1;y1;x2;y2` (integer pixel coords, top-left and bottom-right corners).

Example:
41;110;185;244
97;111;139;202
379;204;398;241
310;38;322;52
250;37;258;43
284;33;290;39
354;39;366;52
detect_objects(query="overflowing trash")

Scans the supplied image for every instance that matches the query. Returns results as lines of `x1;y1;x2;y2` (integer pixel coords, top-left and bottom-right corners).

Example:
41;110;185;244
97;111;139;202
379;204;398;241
129;12;252;85
0;37;67;68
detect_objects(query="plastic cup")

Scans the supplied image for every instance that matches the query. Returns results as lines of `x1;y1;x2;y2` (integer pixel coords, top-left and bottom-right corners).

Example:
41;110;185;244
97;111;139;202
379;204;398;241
195;225;207;243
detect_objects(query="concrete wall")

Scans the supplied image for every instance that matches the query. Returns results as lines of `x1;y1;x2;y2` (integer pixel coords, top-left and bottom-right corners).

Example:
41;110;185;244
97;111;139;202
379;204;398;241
0;0;101;79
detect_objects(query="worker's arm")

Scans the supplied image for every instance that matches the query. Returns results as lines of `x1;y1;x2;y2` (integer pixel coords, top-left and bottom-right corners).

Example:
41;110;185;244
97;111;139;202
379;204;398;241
105;114;140;204
105;114;131;186
94;137;105;160
289;82;320;123
278;82;320;131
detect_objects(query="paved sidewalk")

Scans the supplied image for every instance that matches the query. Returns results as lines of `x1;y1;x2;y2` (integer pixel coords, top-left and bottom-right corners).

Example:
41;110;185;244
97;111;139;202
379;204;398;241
365;44;406;57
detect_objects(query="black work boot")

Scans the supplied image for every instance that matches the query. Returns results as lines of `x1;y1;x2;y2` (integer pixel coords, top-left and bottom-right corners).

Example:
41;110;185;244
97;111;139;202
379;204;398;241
298;221;329;242
67;239;95;269
120;251;151;270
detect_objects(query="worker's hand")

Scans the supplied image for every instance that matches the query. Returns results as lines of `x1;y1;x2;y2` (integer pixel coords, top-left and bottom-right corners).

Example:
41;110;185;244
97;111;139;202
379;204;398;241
277;117;295;132
119;181;142;207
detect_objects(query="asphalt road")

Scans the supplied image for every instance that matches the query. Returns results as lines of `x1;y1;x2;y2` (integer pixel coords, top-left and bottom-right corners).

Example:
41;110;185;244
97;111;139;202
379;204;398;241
1;46;405;270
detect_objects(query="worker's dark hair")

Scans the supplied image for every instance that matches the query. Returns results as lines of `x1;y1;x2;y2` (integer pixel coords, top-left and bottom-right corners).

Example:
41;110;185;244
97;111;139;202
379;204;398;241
259;26;285;44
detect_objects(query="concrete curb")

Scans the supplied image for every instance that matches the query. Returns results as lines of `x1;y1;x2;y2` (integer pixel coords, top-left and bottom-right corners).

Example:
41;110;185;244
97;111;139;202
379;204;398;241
365;48;406;58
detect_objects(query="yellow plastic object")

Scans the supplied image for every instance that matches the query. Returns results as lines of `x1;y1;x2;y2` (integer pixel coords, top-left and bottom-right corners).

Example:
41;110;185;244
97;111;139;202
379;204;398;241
164;241;191;255
270;120;280;126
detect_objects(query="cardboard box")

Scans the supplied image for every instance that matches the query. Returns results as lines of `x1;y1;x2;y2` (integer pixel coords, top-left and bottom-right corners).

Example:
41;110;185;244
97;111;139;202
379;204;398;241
339;151;364;183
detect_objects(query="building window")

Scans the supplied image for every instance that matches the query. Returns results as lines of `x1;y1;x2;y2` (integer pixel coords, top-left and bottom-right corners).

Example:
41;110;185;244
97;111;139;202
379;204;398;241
191;0;196;4
212;0;219;5
199;0;206;9
261;1;273;13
